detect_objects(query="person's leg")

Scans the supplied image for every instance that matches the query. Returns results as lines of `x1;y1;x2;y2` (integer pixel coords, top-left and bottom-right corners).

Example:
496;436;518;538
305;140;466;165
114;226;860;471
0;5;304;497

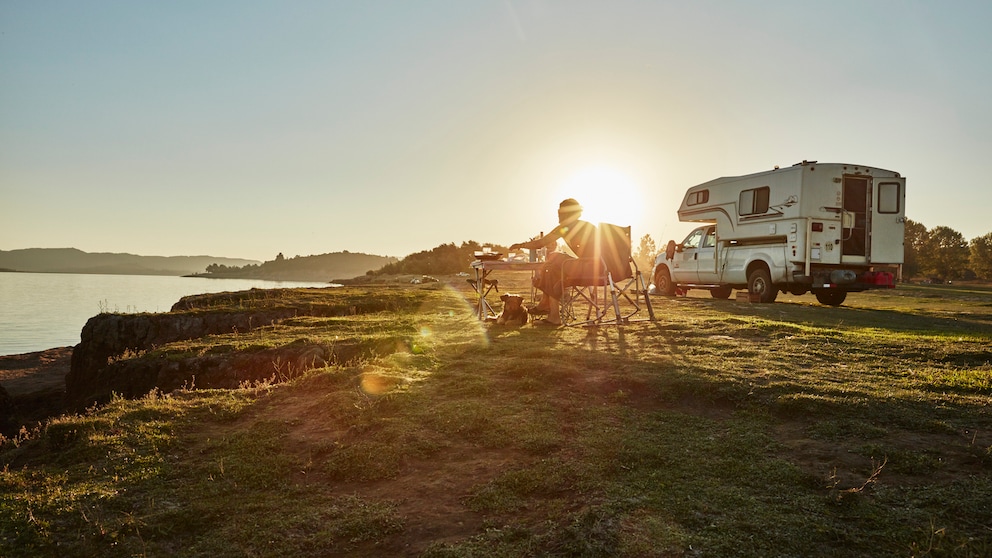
545;296;561;324
531;253;565;314
542;253;570;324
530;291;550;314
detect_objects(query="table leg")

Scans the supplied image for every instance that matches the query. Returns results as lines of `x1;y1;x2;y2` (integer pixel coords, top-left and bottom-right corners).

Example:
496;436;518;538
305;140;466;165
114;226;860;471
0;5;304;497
475;266;485;320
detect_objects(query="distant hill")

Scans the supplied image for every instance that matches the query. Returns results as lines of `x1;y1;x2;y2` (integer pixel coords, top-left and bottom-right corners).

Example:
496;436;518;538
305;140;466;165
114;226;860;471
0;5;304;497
371;241;493;276
194;251;398;282
0;248;261;277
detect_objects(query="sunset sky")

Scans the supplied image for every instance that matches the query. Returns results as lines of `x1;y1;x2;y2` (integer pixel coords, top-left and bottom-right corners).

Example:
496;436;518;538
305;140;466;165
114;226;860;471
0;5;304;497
3;1;991;262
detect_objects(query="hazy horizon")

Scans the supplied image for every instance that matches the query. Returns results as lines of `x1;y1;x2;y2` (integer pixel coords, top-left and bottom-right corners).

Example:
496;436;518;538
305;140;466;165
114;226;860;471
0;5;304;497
3;1;991;262
0;246;392;262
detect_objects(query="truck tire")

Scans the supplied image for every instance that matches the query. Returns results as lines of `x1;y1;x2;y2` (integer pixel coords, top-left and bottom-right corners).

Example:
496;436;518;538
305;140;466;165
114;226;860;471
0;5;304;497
747;267;777;303
710;286;733;299
653;267;676;296
814;289;847;306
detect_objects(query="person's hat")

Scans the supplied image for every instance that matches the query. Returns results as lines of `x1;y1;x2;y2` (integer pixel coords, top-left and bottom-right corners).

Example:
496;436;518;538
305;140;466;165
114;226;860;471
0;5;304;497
558;198;582;215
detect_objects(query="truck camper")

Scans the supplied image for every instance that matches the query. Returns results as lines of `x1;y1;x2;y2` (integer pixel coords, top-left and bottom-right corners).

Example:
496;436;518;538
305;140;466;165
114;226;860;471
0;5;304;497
652;161;905;305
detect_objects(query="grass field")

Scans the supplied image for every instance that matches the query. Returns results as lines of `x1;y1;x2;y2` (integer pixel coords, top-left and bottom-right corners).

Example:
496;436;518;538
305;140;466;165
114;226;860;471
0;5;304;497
1;276;990;557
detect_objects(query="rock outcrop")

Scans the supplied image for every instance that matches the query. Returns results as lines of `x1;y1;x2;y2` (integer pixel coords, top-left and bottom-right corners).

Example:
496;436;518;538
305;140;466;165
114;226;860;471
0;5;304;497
66;336;405;411
65;287;422;411
0;384;14;434
67;310;296;401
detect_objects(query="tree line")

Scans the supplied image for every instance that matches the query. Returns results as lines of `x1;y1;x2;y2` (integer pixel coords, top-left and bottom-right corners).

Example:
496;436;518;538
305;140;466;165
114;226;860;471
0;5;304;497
202;251;396;281
370;241;487;276
364;218;992;283
903;219;992;282
372;238;667;278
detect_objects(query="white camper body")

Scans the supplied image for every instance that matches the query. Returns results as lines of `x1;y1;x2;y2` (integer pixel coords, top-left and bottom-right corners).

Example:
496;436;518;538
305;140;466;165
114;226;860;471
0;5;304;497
652;161;905;305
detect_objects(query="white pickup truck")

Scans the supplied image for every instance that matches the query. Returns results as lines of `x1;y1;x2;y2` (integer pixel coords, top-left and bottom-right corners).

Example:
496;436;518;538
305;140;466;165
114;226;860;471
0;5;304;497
652;161;905;305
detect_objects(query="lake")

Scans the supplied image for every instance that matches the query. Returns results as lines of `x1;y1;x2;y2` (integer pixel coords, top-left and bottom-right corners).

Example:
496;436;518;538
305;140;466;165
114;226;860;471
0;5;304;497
0;272;335;356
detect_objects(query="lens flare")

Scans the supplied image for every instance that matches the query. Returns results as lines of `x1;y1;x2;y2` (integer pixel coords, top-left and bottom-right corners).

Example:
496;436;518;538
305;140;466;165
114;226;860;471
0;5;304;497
360;373;397;396
556;164;644;229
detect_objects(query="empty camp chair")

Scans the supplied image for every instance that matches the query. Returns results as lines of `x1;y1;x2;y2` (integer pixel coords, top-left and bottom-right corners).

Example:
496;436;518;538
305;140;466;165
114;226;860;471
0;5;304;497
559;224;655;326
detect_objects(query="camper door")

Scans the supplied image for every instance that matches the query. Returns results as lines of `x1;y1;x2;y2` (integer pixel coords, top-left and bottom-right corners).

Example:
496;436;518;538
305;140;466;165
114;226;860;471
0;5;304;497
841;175;870;262
869;177;906;263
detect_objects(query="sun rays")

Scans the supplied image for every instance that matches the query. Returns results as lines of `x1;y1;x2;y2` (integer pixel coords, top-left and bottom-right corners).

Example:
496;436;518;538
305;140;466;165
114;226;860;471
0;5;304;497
555;164;645;228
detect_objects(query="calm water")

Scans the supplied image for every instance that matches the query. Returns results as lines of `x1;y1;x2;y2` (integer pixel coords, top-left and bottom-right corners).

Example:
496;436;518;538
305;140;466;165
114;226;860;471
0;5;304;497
0;272;335;356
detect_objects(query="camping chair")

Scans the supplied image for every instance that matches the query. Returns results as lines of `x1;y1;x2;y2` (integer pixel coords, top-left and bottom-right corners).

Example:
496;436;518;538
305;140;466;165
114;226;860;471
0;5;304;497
559;224;655;326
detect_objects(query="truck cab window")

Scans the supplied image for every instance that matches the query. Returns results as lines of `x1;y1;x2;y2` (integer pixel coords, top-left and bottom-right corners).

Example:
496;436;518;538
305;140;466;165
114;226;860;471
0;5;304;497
702;227;716;248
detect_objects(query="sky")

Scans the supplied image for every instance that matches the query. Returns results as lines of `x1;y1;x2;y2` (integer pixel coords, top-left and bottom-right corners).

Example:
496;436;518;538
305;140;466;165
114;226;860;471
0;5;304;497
2;1;991;262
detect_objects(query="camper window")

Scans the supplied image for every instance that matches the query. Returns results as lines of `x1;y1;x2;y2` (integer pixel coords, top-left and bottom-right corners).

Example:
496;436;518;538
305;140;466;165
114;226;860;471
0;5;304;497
687;190;709;206
739;186;770;216
878;182;901;213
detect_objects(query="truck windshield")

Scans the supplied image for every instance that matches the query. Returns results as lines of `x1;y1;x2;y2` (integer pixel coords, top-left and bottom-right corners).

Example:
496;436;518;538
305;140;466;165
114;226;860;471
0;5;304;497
682;229;704;249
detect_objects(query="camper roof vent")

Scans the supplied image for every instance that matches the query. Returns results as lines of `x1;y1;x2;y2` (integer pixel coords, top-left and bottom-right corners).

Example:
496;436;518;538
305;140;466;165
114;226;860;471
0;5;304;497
792;160;817;167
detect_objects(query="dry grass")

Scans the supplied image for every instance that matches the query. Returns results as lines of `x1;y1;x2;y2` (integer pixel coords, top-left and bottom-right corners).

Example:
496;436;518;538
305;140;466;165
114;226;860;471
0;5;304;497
1;277;990;557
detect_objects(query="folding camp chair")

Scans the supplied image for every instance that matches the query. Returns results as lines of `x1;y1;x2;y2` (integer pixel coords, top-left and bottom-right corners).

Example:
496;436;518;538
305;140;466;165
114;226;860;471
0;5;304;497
559;224;655;326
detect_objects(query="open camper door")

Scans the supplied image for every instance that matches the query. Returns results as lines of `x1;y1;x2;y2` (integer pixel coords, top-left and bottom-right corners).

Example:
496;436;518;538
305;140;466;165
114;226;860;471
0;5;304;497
869;176;906;263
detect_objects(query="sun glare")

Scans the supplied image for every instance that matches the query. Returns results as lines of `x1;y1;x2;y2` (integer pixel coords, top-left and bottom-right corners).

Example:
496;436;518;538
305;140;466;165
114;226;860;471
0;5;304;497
555;165;645;228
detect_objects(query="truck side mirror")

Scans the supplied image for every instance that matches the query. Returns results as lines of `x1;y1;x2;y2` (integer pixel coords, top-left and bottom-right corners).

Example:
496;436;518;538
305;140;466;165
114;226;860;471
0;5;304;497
665;240;677;260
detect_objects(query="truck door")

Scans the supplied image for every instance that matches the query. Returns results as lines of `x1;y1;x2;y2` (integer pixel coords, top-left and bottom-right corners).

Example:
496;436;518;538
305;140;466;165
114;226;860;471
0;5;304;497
869;177;906;263
673;227;706;282
696;226;720;284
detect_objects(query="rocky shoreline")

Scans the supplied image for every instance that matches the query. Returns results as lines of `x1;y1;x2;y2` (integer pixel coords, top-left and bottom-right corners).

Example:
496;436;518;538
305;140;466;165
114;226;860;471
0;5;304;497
0;346;72;435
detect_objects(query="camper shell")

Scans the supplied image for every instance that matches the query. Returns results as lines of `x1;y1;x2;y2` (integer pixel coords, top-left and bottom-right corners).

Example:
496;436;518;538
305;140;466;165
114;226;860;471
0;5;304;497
652;161;905;305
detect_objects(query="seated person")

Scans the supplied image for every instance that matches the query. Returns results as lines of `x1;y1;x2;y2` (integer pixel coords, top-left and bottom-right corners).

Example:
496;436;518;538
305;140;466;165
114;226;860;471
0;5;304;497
510;198;597;325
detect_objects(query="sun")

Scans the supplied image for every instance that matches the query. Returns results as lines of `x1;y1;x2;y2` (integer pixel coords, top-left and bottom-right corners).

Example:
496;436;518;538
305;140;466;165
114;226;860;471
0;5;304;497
555;165;645;228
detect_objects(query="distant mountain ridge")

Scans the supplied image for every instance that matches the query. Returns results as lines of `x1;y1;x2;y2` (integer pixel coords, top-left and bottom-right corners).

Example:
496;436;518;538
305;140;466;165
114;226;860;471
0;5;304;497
0;248;261;277
0;248;399;281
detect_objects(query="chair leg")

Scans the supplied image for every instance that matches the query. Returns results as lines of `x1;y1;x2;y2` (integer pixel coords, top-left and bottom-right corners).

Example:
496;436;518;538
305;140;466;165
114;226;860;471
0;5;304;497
640;271;655;320
608;273;622;324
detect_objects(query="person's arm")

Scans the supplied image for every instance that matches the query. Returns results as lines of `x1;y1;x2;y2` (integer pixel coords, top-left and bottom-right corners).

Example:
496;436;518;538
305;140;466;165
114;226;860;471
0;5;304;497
510;227;562;251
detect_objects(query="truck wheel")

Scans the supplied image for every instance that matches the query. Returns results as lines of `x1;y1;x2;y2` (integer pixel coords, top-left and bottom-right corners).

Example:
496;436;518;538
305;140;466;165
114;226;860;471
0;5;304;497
814;289;847;306
710;286;733;299
653;267;676;296
747;267;777;303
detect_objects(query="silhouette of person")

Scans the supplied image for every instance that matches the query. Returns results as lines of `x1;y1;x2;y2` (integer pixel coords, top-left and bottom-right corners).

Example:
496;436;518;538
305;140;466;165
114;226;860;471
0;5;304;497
510;198;596;325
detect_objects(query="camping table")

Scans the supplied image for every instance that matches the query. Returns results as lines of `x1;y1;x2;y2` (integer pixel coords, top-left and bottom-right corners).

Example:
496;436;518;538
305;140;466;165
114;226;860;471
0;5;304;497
469;260;543;320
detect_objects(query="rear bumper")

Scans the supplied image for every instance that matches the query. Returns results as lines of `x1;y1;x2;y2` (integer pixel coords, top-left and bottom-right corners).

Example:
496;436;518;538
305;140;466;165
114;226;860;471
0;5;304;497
792;269;896;290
